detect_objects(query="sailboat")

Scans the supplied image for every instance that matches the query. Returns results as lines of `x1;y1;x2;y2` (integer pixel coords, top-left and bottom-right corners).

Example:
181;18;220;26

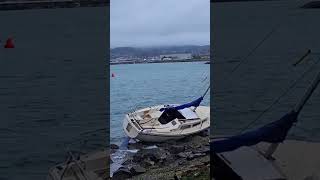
123;86;210;142
211;66;320;180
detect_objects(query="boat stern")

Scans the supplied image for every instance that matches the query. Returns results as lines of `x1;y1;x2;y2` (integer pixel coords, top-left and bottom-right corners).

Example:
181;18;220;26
123;114;141;139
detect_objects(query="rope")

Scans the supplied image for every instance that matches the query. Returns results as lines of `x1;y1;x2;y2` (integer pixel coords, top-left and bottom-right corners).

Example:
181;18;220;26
60;156;72;180
237;57;320;134
229;26;278;74
189;69;210;100
139;117;154;125
201;76;208;83
59;147;90;180
189;76;210;100
67;150;90;180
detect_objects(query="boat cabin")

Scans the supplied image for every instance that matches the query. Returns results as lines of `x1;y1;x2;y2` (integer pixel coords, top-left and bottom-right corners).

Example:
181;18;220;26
158;107;200;124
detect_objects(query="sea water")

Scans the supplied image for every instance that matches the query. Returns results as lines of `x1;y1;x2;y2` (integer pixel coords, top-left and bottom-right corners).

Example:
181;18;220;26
110;62;210;145
109;62;210;176
0;7;107;180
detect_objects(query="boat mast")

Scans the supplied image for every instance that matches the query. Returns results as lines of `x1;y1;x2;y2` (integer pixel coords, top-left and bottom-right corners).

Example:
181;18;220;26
265;67;320;159
294;70;320;114
202;85;210;98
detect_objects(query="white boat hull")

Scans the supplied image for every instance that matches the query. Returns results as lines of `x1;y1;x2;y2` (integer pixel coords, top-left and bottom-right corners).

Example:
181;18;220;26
123;105;210;142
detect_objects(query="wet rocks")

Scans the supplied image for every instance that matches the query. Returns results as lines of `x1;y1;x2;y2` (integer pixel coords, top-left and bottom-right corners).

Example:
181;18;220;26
119;134;210;179
110;144;119;154
198;129;210;137
121;158;132;166
192;145;210;154
129;165;146;175
177;151;192;158
144;159;155;166
128;142;145;150
187;153;206;160
177;151;206;160
145;152;161;162
110;144;119;149
131;148;165;168
112;167;132;179
132;153;143;163
169;145;185;154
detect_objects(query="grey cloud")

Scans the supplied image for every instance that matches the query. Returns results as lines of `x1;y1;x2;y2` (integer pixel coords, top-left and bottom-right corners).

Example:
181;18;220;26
111;0;210;48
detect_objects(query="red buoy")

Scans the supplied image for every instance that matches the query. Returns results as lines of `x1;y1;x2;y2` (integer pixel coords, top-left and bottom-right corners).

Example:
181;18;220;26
4;38;15;48
111;73;115;77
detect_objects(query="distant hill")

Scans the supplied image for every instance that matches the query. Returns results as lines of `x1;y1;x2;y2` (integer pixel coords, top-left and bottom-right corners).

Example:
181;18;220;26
111;45;209;58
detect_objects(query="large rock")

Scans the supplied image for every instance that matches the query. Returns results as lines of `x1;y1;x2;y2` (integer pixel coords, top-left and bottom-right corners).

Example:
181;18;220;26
129;165;146;175
110;144;119;154
192;145;210;154
177;151;192;158
169;145;185;154
133;149;163;163
187;153;206;160
187;136;209;149
146;152;162;162
159;152;168;163
144;159;155;166
177;151;206;160
110;144;119;149
121;157;133;166
132;153;143;163
112;167;132;179
127;142;145;150
198;130;209;137
131;149;165;168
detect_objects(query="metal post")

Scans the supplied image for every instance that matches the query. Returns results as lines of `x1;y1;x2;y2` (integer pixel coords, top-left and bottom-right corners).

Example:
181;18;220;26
264;143;279;159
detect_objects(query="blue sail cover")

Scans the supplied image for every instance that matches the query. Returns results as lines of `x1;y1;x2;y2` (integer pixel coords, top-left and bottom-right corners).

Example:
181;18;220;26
160;97;203;112
212;110;298;153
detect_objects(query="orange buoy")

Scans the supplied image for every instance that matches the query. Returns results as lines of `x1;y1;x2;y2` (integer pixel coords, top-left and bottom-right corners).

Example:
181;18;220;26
111;73;115;77
4;38;15;48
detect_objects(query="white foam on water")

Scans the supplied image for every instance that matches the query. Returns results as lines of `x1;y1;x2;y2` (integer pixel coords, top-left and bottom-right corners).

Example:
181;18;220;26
143;145;158;149
110;148;140;177
128;138;137;144
121;149;139;153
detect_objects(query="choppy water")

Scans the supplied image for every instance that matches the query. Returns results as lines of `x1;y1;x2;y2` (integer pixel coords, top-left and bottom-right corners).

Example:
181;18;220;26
109;62;209;176
212;1;320;141
0;7;107;180
110;62;210;145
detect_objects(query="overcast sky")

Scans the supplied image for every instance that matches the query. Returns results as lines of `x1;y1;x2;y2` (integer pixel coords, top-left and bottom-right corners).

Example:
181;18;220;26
111;0;210;48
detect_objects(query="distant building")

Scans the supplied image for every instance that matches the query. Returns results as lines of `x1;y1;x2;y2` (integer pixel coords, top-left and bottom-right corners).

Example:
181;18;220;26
160;53;192;61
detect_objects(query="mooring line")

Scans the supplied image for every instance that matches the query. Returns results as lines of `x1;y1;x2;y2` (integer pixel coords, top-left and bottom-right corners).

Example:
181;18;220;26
238;57;320;134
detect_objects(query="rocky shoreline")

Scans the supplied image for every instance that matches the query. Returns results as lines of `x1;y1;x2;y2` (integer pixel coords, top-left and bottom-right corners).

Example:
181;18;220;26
111;130;210;180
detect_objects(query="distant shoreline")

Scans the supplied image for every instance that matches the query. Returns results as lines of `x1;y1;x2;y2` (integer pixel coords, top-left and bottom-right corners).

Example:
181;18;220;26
0;0;108;11
110;59;210;65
